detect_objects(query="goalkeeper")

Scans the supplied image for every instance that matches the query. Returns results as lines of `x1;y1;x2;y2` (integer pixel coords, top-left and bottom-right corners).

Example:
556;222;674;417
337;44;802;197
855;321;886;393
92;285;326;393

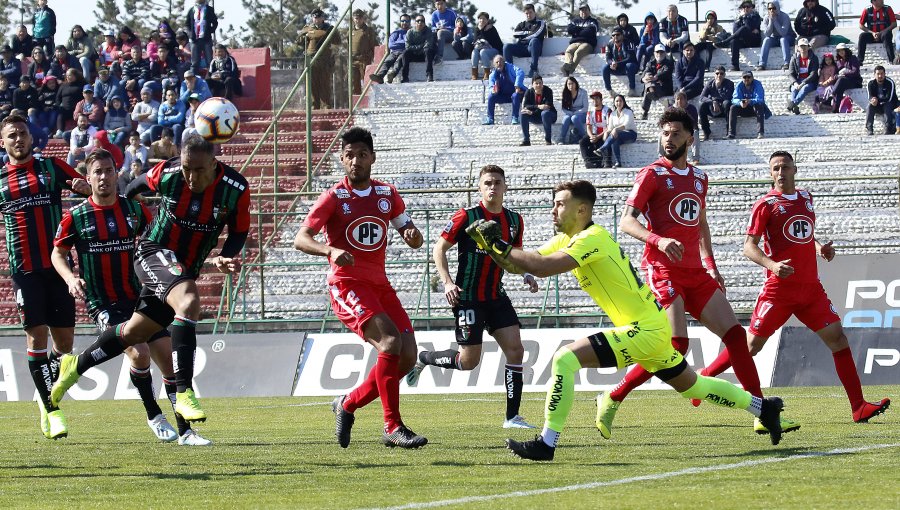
466;180;788;461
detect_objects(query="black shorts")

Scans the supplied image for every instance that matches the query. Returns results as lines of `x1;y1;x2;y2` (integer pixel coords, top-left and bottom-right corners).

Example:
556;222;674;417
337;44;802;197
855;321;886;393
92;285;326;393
134;248;192;328
453;296;520;346
12;269;76;330
91;300;171;342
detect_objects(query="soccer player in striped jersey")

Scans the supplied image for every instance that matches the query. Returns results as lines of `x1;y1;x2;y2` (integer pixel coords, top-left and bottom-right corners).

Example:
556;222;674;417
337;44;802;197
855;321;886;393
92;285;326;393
405;164;539;429
51;149;204;444
51;136;251;435
0;113;90;439
698;151;890;424
466;180;786;461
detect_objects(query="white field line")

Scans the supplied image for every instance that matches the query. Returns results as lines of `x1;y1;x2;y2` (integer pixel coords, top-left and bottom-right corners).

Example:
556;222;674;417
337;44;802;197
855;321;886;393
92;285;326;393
366;443;900;510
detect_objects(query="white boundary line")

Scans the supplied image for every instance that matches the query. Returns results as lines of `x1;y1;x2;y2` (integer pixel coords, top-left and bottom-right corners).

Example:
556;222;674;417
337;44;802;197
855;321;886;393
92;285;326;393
366;443;900;510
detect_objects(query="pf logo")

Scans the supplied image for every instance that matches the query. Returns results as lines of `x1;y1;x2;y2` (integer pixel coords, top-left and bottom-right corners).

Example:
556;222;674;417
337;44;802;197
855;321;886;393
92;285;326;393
783;215;814;243
668;193;701;226
346;216;387;251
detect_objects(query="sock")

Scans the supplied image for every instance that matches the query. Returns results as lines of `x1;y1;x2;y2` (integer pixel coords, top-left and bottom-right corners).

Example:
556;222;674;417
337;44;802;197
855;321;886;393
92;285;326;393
721;325;762;398
832;347;865;411
77;324;128;374
48;347;66;382
374;352;402;432
131;365;163;420
171;315;198;393
27;348;57;412
609;337;690;401
543;348;581;438
680;374;753;414
420;349;460;369
505;364;524;421
540;426;560;448
164;377;190;435
344;364;381;413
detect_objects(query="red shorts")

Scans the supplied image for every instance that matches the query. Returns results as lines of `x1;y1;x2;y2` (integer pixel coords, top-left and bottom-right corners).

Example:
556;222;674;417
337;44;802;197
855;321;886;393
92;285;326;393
644;265;721;319
749;280;840;338
328;279;413;340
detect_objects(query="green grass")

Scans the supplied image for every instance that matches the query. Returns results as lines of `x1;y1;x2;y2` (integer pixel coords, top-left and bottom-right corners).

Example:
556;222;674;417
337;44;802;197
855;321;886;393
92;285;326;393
1;386;898;509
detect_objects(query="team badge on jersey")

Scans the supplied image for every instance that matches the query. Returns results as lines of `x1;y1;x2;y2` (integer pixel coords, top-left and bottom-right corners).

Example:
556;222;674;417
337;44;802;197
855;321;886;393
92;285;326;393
342;203;351;215
190;200;200;213
694;180;703;193
126;213;137;230
782;215;814;243
377;198;391;214
668;192;702;226
107;219;117;232
665;178;674;189
805;200;814;212
346;216;388;252
212;206;229;221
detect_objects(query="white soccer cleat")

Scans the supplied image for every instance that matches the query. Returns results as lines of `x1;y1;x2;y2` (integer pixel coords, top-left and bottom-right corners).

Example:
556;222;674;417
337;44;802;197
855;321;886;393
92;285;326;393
503;415;537;429
177;429;213;446
405;360;426;386
148;414;178;442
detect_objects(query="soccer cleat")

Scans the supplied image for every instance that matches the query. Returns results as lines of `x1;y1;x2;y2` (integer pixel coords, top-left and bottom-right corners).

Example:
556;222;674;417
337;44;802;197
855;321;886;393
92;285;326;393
174;389;207;422
502;415;537;429
405;360;425;387
754;416;801;435
38;402;50;439
759;396;784;445
382;424;428;449
148;414;178;442
595;392;620;440
178;429;213;446
506;436;555;461
853;398;891;423
49;354;80;407
47;409;68;439
332;395;355;448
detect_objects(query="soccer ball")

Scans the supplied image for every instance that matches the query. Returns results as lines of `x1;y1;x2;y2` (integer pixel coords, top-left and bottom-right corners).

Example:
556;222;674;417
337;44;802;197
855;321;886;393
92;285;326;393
194;97;240;143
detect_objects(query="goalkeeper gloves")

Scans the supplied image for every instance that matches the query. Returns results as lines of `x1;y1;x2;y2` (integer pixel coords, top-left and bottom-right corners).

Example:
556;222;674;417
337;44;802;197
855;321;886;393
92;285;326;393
465;219;512;258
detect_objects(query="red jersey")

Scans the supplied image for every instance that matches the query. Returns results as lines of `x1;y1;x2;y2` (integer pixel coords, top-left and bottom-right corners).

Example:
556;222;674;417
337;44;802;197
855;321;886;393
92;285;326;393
626;158;708;270
747;188;818;284
302;177;409;286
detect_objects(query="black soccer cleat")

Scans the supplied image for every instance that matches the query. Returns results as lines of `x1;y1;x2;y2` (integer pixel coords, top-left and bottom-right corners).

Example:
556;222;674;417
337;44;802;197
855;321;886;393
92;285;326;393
382;424;428;449
759;396;784;446
506;435;555;461
332;395;355;448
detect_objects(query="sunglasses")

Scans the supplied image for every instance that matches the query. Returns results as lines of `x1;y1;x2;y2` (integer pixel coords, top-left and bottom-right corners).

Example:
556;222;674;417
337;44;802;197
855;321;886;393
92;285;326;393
415;19;425;23
400;19;410;23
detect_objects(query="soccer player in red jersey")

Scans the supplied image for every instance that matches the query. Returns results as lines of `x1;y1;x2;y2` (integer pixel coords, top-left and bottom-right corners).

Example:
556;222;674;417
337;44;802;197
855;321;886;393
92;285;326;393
294;127;428;449
51;149;202;444
596;108;794;439
699;151;890;424
406;165;539;429
51;136;251;438
0;113;90;439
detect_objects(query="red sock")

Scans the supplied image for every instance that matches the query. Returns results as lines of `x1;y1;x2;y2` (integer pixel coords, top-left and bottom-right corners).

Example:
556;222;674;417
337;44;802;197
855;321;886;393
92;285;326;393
374;352;402;432
609;337;690;402
832;347;865;411
343;363;381;413
722;325;762;397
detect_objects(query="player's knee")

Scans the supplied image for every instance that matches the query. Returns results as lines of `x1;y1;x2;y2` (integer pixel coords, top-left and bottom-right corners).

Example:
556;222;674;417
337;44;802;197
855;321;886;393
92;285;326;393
456;355;479;371
125;344;151;365
378;334;402;354
502;344;525;365
552;347;578;373
172;293;201;319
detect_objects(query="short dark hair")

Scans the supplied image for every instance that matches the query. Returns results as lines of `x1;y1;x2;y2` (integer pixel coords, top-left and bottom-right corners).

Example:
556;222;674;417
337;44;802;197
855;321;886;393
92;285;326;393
477;11;490;21
524;3;535;11
531;73;543;82
554;180;596;206
1;113;28;131
160;127;174;138
769;150;794;164
658;107;695;133
182;134;215;156
682;40;694;49
479;164;505;179
341;127;375;152
77;113;89;121
85;148;115;170
875;64;886;73
129;130;140;138
214;43;228;52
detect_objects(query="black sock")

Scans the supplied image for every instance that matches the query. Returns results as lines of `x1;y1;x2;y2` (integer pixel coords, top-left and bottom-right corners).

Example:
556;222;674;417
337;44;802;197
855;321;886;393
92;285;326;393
171;316;198;393
48;348;64;382
77;325;127;375
505;364;524;420
130;365;163;420
164;378;190;435
420;349;460;369
27;349;57;412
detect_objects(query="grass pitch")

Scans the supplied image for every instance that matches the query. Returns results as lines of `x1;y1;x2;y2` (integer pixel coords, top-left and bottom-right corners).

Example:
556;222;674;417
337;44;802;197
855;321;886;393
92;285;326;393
1;386;898;509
